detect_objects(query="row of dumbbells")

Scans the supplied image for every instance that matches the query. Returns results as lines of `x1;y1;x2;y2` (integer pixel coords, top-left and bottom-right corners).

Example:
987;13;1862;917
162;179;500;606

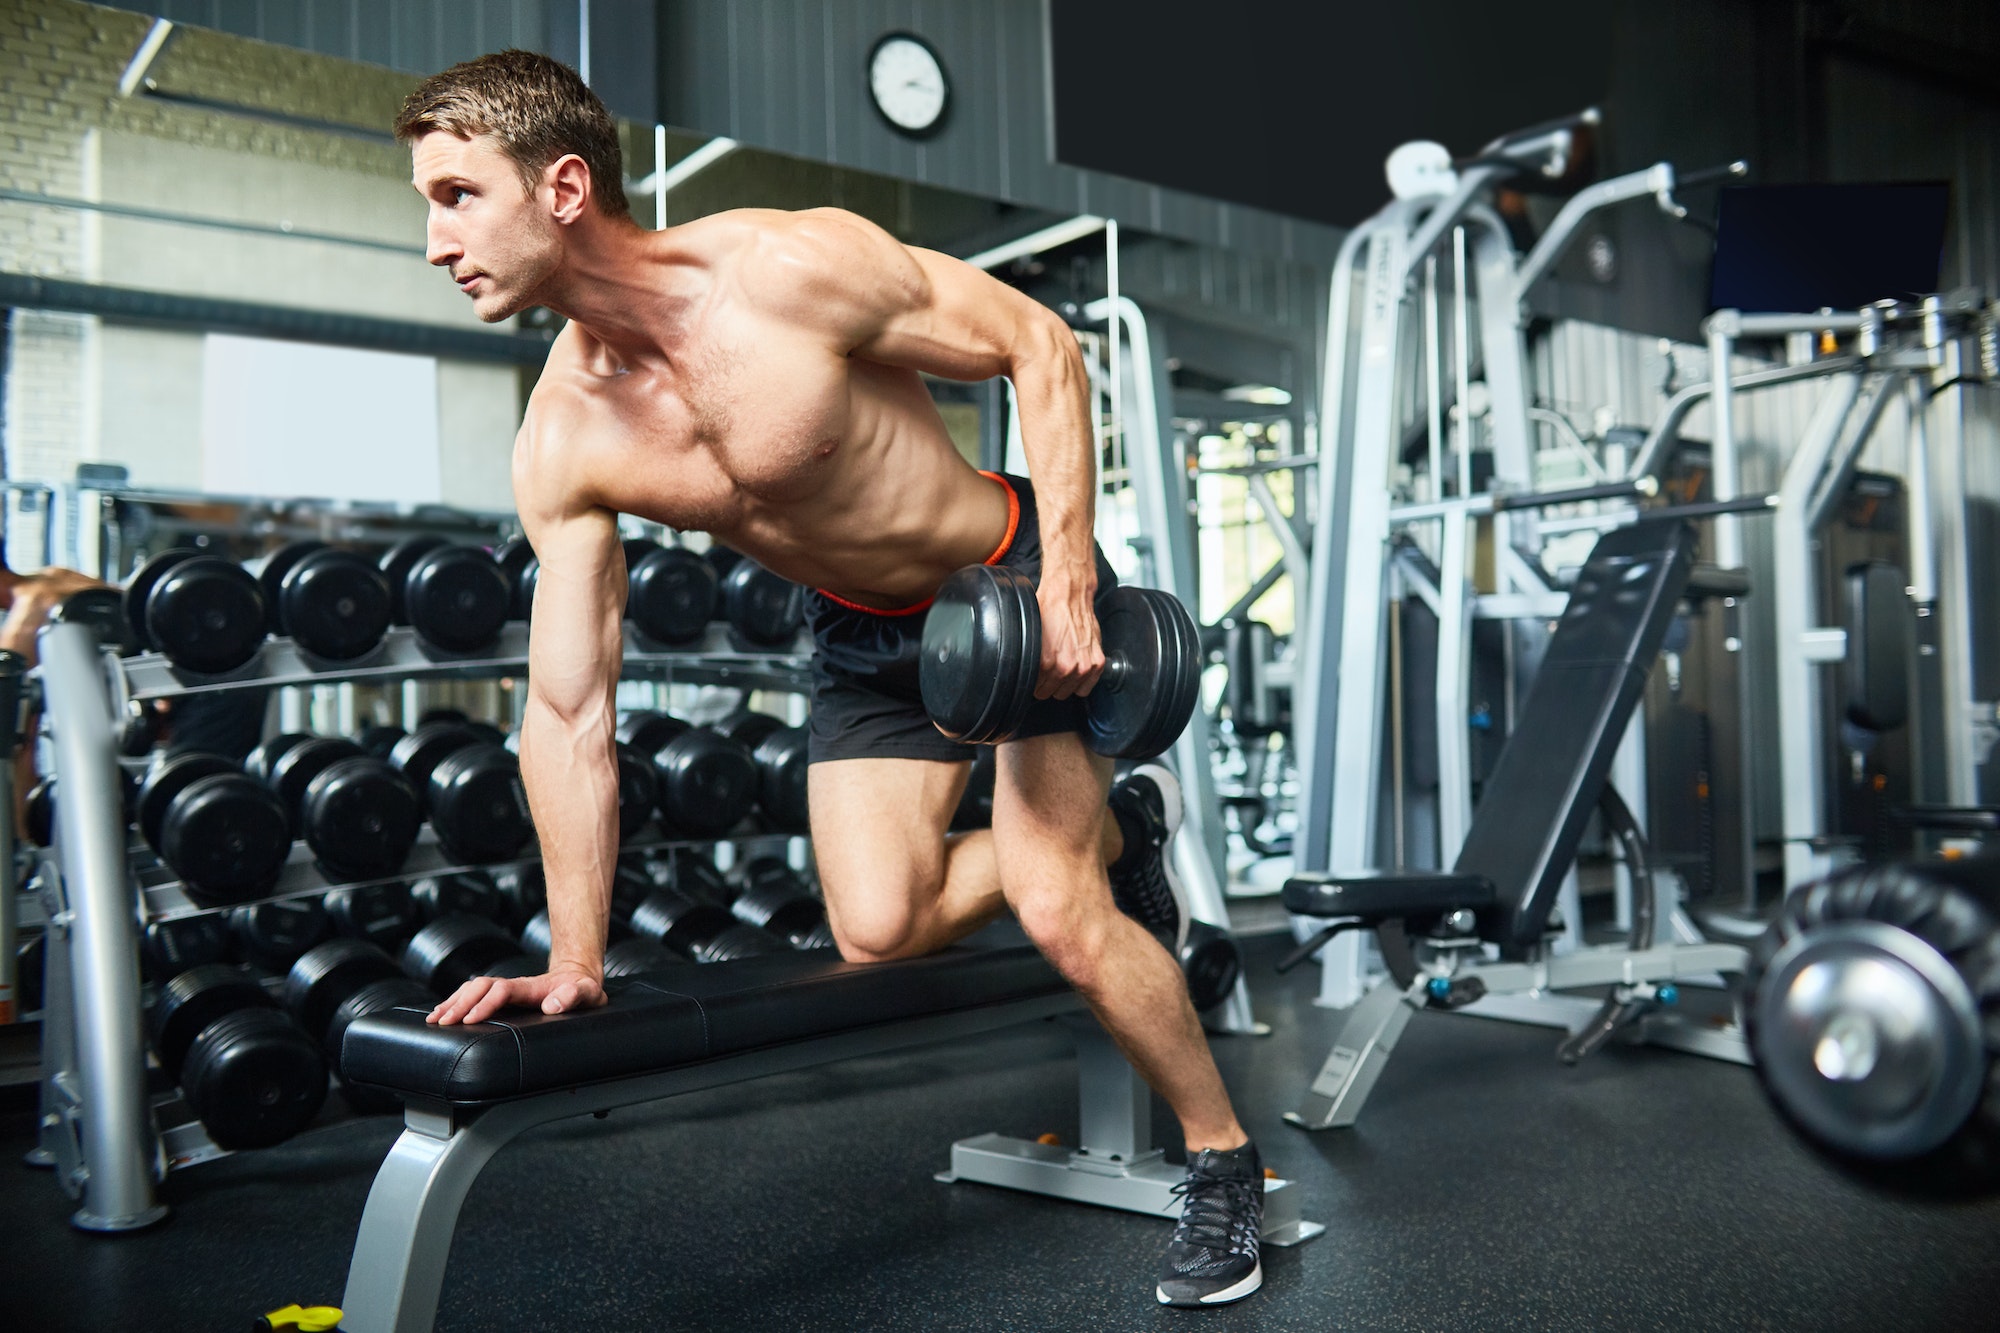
28;708;810;907
66;533;807;675
145;850;828;1150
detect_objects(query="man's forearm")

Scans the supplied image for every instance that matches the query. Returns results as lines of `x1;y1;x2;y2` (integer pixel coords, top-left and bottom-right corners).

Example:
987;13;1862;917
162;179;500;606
519;695;620;980
1009;334;1098;589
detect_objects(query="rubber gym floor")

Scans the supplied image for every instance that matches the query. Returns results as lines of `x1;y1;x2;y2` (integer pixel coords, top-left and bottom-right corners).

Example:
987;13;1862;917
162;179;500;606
2;928;1995;1333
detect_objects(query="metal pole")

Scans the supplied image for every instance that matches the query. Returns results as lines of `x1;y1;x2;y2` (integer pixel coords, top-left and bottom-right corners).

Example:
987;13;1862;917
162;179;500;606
0;653;20;1023
38;620;166;1231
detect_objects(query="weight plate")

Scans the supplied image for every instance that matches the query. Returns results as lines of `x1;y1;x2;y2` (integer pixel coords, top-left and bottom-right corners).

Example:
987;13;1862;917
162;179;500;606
123;549;200;651
355;725;407;761
403;545;510;653
387;723;481;813
151;962;272;1082
302;757;421;881
603;936;681;979
517;557;540;621
281;548;393;661
378;535;450;625
652;728;757;838
721;558;805;647
732;878;826;948
401;914;526;995
429;745;534;864
1179;921;1242;1013
617;711;689;756
161;774;294;908
252;541;329;633
323;880;419;951
145;556;268;675
714;710;785;750
920;563;1040;745
139;750;238;851
53;586;138;655
492;864;547;930
1087;585;1200;760
245;732;317;786
229;896;330;970
410;870;505;924
179;1006;326;1150
492;537;536;619
696;922;785;963
615;742;658;842
752;726;811;833
284;938;401;1050
142;914;233;983
268;736;366;830
629;547;720;647
628;889;735;958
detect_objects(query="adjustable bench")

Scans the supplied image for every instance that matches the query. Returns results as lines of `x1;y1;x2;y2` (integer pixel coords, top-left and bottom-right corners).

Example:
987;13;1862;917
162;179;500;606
337;941;1320;1333
1282;520;1753;1130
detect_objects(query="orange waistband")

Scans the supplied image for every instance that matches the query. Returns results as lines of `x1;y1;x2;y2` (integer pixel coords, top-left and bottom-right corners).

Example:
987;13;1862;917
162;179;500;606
812;471;1022;617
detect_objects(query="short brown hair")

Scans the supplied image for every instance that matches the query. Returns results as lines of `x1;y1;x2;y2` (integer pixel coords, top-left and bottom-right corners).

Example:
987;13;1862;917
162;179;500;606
394;50;628;219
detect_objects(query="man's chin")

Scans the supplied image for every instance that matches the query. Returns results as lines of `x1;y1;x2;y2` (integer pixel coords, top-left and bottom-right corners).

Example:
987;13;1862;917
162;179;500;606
472;296;523;324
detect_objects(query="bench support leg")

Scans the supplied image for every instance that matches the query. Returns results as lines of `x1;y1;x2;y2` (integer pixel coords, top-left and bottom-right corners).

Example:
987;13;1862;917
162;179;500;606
338;1108;517;1333
1284;975;1423;1131
940;1019;1324;1245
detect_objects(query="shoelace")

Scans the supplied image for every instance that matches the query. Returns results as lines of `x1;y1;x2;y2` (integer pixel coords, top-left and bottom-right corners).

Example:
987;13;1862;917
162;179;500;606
1168;1167;1258;1255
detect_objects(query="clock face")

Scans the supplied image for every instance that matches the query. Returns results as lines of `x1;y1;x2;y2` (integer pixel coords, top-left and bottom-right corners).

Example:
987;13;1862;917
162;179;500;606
868;34;949;136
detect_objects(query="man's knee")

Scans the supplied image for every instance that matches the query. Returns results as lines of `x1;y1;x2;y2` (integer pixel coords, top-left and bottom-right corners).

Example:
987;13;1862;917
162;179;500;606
1010;877;1114;983
824;864;946;962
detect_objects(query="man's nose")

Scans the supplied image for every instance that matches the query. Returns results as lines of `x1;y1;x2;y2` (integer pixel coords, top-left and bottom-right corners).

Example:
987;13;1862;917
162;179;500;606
425;214;458;268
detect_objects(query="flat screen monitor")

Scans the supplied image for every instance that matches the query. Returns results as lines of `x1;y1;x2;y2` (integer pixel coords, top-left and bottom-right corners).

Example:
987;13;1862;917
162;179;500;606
1709;183;1949;314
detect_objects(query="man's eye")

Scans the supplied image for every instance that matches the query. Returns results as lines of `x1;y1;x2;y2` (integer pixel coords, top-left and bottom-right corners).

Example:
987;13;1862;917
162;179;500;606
452;188;471;205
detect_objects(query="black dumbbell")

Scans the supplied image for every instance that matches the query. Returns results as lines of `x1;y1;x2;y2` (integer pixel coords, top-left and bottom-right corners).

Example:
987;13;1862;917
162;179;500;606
388;723;480;815
301;756;423;881
142;914;233;981
402;915;528;995
629;887;784;962
492;863;547;931
378;536;449;624
267;544;394;661
429;744;535;864
1179;920;1243;1013
139;752;293;907
615;742;658;842
409;870;506;924
284;938;402;1053
493;537;536;620
245;732;318;785
124;549;268;674
230;896;330;971
22;769;141;849
720;557;805;649
323;973;436;1114
617;712;757;839
628;545;720;647
603;936;682;978
152;964;326;1150
713;712;811;834
356;724;407;761
728;860;831;950
262;736;366;836
951;747;996;832
401;544;511;653
52;585;139;655
920;567;1201;760
323;881;419;952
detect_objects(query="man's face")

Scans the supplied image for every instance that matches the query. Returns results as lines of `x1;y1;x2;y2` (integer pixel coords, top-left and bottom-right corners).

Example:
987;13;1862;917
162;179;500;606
411;131;559;323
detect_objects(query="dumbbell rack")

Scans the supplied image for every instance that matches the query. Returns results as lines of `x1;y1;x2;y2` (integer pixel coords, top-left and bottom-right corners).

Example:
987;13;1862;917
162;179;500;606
27;616;812;1232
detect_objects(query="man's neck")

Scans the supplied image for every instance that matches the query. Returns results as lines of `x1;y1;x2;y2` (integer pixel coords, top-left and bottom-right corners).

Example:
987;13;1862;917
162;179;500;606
539;217;700;368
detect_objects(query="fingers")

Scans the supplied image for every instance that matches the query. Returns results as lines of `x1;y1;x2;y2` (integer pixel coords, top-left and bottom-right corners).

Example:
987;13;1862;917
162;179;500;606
429;977;502;1026
461;981;518;1025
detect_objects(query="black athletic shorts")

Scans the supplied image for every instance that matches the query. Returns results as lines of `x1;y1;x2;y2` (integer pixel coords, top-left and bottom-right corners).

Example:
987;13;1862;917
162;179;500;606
805;471;1118;765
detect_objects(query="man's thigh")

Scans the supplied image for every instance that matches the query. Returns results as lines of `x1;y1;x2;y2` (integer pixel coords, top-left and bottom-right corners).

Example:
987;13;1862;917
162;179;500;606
808;756;968;908
991;730;1113;866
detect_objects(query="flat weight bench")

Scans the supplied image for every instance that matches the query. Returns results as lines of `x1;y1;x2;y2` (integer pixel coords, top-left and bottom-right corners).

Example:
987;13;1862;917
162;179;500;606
1283;520;1753;1130
337;942;1321;1332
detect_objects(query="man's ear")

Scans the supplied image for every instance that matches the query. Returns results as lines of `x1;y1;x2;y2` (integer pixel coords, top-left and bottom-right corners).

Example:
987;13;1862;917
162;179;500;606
546;154;592;225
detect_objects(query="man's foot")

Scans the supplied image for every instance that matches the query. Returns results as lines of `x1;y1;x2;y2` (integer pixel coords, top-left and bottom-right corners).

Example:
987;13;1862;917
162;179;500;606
1107;763;1190;954
1157;1141;1264;1307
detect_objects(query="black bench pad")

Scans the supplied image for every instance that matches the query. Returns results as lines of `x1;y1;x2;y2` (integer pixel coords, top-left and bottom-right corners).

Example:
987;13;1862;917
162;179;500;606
342;944;1069;1106
1282;870;1498;922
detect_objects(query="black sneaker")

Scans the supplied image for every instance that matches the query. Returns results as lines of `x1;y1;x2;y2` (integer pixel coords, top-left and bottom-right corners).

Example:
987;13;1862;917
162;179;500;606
1158;1141;1264;1307
1107;763;1190;953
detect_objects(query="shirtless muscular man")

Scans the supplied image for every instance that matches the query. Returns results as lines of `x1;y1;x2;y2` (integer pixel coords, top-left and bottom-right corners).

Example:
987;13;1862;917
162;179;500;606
402;52;1266;1307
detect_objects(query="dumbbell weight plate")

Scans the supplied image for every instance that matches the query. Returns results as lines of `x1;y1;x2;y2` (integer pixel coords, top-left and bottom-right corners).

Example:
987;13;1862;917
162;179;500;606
162;775;294;908
493;537;536;620
603;936;683;979
731;878;827;948
378;536;449;625
404;545;510;654
752;726;810;833
138;751;239;850
281;548;394;661
628;547;720;647
517;557;540;622
144;556;268;675
268;737;366;835
230;896;331;971
721;558;806;648
326;975;435;1114
616;743;657;842
152;963;272;1082
251;541;329;633
245;733;318;786
652;728;758;838
621;537;663;572
919;564;1040;746
389;723;481;814
627;889;735;959
123;549;200;651
615;710;688;756
713;710;784;750
429;745;534;864
284;938;401;1050
142;915;233;981
696;922;785;962
356;725;407;761
1086;586;1202;761
492;864;546;931
1179;920;1243;1013
409;870;505;924
301;757;422;881
178;1006;327;1150
402;915;527;995
323;881;419;951
52;585;139;655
